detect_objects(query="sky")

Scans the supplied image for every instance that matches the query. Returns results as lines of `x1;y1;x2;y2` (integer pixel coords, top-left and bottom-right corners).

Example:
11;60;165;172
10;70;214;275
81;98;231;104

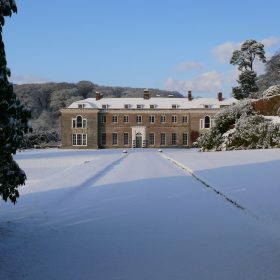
3;0;280;97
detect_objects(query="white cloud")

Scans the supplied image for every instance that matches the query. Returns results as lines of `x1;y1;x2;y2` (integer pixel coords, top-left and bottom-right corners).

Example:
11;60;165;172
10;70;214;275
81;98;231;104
213;37;280;64
165;71;223;94
212;42;242;64
10;74;50;84
261;37;279;48
174;61;204;72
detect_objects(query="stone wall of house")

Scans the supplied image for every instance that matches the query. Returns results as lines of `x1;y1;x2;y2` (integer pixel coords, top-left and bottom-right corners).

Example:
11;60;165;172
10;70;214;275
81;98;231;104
60;108;219;149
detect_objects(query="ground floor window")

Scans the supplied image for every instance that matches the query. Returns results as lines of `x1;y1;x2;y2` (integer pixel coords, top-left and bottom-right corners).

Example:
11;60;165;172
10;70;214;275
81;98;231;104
171;133;177;145
112;133;118;145
72;134;87;146
149;133;155;145
183;133;188;145
101;133;106;145
160;133;166;146
124;133;129;145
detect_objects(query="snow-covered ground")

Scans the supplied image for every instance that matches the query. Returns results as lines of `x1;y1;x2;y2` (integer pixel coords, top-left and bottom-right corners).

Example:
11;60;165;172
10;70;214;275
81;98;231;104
1;148;280;280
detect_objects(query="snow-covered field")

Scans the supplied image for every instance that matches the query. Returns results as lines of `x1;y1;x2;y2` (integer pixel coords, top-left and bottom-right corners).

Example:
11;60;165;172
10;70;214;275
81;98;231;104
1;148;280;280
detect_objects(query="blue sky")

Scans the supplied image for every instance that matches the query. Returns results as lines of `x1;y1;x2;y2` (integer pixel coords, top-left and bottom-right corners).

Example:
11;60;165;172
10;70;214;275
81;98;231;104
4;0;280;97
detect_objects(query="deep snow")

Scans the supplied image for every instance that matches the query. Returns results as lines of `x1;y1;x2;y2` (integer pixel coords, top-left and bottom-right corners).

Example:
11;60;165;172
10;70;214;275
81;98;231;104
1;148;280;280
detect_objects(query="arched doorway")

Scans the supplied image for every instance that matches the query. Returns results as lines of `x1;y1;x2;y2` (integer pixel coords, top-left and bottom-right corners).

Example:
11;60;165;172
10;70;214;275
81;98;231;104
136;133;142;148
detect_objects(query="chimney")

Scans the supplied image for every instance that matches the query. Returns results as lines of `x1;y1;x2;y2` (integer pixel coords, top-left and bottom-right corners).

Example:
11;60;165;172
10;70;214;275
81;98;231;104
218;92;223;101
96;91;103;101
143;89;150;100
188;90;193;101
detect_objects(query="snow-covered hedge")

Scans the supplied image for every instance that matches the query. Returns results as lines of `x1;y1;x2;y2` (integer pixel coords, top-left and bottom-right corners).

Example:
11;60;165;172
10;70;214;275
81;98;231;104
196;101;280;151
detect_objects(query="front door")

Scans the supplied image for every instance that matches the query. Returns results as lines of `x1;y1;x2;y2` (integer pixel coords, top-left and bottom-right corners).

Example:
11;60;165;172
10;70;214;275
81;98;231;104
136;133;142;148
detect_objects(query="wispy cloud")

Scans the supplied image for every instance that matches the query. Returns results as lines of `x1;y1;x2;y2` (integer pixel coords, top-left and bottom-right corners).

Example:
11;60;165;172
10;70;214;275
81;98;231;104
10;74;50;84
165;71;223;94
174;61;204;72
212;36;279;64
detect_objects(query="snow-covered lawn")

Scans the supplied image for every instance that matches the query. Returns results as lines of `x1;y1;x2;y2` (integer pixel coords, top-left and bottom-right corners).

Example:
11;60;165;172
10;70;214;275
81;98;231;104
1;148;280;280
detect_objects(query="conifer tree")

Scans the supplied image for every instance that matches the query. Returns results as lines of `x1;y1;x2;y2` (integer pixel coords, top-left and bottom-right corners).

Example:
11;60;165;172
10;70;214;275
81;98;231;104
0;0;31;203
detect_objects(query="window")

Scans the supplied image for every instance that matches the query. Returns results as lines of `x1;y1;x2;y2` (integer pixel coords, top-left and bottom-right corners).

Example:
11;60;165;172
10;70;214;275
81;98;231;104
200;116;212;129
150;104;156;109
124;133;129;145
78;104;85;109
137;104;143;109
123;115;129;123
102;104;108;109
172;133;177;145
149;115;155;123
124;104;130;109
101;133;106;145
160;115;166;123
112;133;118;145
204;105;210;109
182;116;188;123
136;115;142;123
112;115;118;123
72;116;87;128
100;115;106;123
204;116;210;128
149;133;155;145
172;104;178;109
183;133;188;145
172;115;177;123
160;133;166;146
72;134;87;146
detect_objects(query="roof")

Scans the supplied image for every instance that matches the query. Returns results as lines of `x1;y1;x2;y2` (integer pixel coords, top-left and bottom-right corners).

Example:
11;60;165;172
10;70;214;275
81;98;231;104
68;97;238;110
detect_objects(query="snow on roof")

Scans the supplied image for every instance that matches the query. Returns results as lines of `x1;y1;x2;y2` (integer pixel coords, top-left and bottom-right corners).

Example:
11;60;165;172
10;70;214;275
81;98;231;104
68;97;238;109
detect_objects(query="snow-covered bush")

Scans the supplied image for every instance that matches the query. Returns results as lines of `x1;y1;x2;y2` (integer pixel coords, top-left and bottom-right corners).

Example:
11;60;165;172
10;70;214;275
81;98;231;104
196;101;280;151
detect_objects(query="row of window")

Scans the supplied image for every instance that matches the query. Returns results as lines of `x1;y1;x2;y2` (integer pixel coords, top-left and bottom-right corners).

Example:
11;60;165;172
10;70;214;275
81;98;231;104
100;132;188;146
101;104;181;109
100;115;188;124
71;115;213;129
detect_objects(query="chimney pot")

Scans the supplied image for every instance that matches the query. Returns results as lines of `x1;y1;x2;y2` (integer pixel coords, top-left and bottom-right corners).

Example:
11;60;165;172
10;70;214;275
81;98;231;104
188;90;193;101
143;89;150;100
96;91;103;101
218;92;223;101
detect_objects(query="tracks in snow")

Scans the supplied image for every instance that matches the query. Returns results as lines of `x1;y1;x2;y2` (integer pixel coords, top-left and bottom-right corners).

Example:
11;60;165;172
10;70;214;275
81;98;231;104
160;152;260;220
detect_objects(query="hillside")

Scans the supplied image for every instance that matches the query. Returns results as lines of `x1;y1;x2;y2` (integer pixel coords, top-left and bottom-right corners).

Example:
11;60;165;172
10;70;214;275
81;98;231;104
14;81;182;144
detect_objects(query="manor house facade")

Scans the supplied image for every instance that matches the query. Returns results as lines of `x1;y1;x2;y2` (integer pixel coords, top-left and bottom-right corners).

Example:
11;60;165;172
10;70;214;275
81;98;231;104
60;90;237;149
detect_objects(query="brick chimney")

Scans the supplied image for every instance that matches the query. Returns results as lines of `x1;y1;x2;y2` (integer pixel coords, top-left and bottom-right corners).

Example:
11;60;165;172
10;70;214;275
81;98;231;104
96;91;103;101
218;92;223;101
143;89;150;100
188;90;193;101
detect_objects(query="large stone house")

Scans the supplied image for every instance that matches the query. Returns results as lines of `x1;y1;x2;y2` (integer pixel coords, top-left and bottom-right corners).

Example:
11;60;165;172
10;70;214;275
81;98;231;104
60;90;237;149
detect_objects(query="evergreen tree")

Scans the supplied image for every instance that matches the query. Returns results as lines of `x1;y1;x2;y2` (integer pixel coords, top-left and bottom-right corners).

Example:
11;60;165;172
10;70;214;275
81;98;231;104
0;0;31;203
230;39;266;99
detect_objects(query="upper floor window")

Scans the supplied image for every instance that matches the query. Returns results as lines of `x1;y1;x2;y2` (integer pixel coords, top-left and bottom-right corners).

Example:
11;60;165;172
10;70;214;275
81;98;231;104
123;115;129;123
150;104;156;109
78;104;86;109
182;116;188;123
72;115;87;128
137;104;143;109
160;115;166;123
149;115;155;123
124;104;130;109
172;104;178;109
172;115;177;123
200;115;214;129
112;115;118;124
136;115;142;124
102;104;109;109
100;115;106;123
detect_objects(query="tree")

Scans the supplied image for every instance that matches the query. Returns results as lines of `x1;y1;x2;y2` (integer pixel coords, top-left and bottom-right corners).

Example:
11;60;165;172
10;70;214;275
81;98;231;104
230;39;266;99
0;0;31;203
